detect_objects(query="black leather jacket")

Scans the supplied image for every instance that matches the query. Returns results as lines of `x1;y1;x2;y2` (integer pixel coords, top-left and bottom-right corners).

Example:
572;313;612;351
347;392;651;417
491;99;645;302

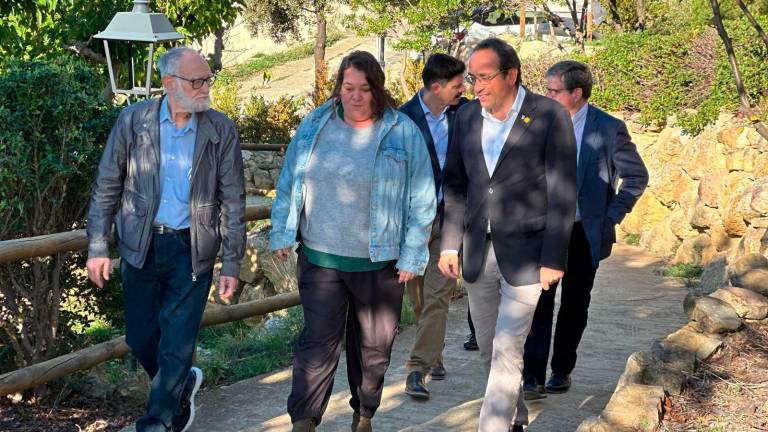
87;97;246;278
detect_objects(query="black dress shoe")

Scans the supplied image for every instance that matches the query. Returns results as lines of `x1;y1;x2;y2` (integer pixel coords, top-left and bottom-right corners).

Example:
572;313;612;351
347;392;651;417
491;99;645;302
509;424;524;432
430;362;446;380
463;333;479;351
522;376;546;400
545;373;572;393
405;371;430;399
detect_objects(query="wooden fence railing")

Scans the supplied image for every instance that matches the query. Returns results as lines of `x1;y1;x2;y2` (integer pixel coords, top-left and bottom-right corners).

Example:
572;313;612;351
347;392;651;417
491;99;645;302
0;202;303;396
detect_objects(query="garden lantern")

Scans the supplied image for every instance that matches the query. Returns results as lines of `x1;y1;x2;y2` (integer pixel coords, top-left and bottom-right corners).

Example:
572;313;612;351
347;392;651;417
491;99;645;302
94;0;185;99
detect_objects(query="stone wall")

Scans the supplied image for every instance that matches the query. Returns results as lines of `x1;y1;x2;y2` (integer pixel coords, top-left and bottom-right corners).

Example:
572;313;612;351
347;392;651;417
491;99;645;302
243;150;284;194
619;112;768;281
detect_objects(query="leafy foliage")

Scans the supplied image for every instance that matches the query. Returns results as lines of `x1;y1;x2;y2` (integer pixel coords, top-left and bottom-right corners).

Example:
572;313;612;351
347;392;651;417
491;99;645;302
0;58;119;366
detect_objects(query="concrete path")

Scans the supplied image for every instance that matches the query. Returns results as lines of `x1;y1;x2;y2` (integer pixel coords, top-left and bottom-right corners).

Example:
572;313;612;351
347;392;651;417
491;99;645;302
123;244;687;431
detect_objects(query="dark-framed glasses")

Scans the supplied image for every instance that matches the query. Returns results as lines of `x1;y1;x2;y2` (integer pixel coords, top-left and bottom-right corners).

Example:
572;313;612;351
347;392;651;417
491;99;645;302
545;87;573;95
172;74;216;89
465;69;510;85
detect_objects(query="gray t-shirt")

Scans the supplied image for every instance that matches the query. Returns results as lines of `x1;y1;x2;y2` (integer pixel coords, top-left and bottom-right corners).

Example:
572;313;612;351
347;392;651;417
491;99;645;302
299;115;381;258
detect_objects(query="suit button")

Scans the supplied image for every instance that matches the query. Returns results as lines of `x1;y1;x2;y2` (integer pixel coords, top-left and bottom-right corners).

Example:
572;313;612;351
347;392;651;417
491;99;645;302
489;188;494;194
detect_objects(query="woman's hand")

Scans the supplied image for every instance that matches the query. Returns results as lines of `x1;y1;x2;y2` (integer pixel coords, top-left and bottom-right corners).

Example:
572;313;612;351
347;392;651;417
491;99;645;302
274;247;291;261
398;270;415;284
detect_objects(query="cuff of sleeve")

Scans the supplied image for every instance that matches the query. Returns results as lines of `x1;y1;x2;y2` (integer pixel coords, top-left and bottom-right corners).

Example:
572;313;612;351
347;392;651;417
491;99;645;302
440;249;459;256
88;241;109;258
220;261;241;278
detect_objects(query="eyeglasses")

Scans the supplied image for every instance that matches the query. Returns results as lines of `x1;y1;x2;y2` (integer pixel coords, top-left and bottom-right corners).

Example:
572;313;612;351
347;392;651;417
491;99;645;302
465;69;510;85
172;74;216;89
545;87;573;95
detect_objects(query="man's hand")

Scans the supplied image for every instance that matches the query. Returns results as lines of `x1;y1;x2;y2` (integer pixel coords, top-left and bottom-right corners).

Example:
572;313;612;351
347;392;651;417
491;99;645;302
218;275;238;300
398;270;415;284
86;257;111;288
540;266;564;290
274;247;291;261
438;252;461;279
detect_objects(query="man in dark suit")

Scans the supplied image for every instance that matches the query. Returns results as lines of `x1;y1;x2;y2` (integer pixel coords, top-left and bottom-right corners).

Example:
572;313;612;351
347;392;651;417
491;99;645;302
399;53;468;400
438;38;577;432
522;60;649;399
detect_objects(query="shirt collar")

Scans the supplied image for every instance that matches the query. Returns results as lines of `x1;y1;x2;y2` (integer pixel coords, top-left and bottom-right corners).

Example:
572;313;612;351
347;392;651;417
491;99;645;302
571;102;589;124
480;85;527;123
418;89;449;120
160;96;198;133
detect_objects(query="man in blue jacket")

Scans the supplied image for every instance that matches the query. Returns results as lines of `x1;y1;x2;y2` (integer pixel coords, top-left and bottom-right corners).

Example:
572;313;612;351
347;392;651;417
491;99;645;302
399;53;468;400
522;60;648;399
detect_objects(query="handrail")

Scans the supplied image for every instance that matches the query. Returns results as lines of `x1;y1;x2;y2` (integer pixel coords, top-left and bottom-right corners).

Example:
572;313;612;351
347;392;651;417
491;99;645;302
0;291;301;396
0;204;272;263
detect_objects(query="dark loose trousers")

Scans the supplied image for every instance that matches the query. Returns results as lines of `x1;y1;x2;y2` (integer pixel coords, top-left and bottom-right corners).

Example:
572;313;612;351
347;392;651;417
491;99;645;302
523;222;599;383
288;251;404;426
121;231;213;431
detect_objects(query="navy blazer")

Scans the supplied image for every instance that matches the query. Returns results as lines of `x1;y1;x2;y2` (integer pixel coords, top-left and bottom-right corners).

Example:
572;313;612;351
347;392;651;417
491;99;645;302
578;105;649;268
441;91;578;286
399;93;469;196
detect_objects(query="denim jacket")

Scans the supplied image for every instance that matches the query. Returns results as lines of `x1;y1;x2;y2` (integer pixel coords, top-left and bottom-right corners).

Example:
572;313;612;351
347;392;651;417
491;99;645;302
269;99;436;275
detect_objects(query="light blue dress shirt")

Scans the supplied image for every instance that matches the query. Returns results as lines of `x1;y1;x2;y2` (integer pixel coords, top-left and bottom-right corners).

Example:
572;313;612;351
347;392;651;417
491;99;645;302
154;97;197;229
417;89;450;202
480;86;527;176
571;102;589;221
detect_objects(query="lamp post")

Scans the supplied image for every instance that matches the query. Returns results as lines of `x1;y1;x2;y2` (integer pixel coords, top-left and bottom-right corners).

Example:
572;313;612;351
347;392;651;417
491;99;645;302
94;0;185;100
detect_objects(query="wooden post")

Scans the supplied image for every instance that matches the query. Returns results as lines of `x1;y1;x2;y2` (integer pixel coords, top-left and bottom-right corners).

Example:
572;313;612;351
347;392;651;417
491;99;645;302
519;8;527;41
240;143;288;152
0;291;301;396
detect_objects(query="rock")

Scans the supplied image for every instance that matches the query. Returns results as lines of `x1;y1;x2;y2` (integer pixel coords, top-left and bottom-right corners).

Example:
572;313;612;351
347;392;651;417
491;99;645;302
751;217;768;228
738;126;768;152
736;225;768;257
722;189;751;237
601;384;665;432
239;242;263;285
620;191;671;235
639;217;680;257
251;168;275;190
614;347;692;396
684;293;742;333
726;148;760;172
689;200;721;229
672;234;711;265
700;253;729;294
755;153;768;178
710;287;768;319
750;177;768;217
717;125;743;150
260;245;298;294
655;126;684;163
669;208;699;240
699;171;728;208
575;417;614;432
664;324;724;361
653;164;696;206
732;253;768;276
731;269;768;297
682;128;727;180
718;172;754;211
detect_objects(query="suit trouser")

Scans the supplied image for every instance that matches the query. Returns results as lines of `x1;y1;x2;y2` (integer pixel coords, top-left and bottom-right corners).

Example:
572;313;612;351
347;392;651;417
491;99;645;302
287;251;404;425
405;220;457;373
467;242;542;431
523;222;598;383
121;231;213;431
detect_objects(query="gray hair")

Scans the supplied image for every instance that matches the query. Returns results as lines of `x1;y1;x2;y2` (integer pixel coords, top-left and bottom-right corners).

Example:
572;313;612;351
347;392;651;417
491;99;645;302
157;47;200;77
546;60;593;99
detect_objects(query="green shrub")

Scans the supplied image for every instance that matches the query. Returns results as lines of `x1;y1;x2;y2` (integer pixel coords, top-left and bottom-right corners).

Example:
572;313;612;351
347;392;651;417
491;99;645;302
211;83;304;144
663;263;703;278
0;58;119;367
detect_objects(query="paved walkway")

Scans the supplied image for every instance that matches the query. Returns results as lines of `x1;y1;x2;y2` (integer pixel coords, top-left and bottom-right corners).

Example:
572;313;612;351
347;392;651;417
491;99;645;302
124;244;687;431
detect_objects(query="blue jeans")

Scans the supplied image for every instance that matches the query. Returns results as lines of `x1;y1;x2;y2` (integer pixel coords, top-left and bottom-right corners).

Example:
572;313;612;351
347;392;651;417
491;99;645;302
121;230;212;431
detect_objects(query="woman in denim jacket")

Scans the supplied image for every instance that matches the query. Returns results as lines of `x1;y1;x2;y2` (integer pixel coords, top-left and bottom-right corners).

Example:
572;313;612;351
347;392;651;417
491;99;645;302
270;51;436;432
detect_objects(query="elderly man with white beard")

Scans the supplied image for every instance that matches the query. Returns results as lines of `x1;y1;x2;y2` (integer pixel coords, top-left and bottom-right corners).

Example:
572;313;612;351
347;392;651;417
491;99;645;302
86;47;246;432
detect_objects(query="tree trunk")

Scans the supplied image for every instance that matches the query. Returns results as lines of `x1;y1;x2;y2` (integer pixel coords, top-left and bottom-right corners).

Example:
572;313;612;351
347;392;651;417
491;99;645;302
567;0;585;51
636;0;646;30
313;4;328;107
212;26;226;73
606;0;623;29
735;0;768;51
710;0;768;141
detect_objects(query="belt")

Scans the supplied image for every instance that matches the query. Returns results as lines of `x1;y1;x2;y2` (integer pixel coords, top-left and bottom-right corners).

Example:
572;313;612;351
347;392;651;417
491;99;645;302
152;225;190;235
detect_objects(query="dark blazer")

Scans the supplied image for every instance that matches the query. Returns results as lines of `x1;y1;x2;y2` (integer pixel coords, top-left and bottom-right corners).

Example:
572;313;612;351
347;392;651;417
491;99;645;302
578;105;648;268
441;90;577;286
399;93;469;196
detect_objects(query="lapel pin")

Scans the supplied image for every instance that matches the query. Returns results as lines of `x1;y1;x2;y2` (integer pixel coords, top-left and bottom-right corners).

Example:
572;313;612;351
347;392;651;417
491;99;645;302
522;115;530;124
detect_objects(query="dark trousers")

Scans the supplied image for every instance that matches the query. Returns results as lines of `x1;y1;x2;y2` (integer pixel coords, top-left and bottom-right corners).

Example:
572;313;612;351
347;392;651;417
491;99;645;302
288;251;404;425
523;222;598;383
121;231;213;431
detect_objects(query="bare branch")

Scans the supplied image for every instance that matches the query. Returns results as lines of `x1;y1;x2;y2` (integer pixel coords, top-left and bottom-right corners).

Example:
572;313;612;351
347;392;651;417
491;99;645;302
63;40;107;64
